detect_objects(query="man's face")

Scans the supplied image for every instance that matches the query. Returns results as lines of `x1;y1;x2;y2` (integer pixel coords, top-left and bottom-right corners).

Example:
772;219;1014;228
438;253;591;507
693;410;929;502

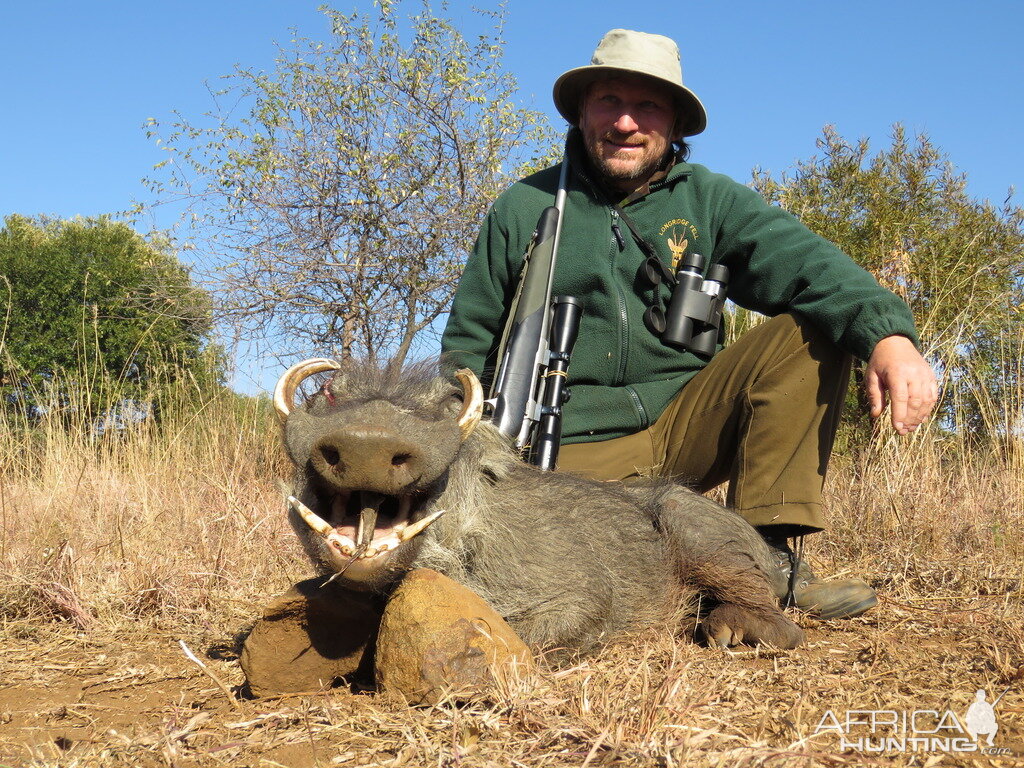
578;75;679;192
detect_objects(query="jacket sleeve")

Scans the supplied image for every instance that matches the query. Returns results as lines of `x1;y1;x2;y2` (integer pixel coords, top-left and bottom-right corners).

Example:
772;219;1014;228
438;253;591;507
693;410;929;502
709;175;920;361
440;206;521;382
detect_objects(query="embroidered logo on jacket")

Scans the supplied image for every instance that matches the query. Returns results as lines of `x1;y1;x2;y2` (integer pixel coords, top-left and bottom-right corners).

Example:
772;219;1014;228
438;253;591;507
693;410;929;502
659;219;699;270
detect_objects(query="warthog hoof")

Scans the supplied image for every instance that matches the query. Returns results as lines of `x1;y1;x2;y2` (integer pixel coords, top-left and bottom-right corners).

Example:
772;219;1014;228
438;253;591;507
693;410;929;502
698;604;805;649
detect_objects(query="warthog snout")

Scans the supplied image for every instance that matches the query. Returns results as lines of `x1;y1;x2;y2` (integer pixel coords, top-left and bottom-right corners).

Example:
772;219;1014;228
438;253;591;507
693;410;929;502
312;428;426;495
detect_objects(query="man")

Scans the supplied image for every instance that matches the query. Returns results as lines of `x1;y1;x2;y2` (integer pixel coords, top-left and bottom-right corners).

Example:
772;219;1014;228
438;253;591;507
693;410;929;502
441;29;937;618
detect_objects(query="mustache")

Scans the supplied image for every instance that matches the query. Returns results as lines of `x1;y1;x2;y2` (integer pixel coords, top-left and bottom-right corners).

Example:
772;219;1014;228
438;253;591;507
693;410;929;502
602;133;646;147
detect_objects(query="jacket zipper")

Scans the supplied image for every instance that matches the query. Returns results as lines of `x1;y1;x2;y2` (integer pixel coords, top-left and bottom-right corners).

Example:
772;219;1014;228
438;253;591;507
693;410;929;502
626;386;649;430
610;209;649;430
609;209;630;386
576;164;649;430
611;213;626;251
569;154;681;433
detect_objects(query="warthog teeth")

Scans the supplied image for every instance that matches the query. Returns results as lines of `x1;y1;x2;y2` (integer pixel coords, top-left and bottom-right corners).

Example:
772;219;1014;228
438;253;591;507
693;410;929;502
337;536;399;560
288;496;334;536
398;508;447;541
289;495;444;557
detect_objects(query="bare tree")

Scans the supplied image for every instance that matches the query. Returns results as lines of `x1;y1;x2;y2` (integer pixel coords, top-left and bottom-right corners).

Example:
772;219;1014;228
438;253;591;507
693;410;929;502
145;2;557;365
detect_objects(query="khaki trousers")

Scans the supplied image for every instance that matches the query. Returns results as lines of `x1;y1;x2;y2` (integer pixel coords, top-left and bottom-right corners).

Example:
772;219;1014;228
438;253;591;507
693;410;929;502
556;313;852;533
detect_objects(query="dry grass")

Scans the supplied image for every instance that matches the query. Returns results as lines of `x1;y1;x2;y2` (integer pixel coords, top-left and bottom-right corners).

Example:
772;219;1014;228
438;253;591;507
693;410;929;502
0;373;300;637
0;369;1022;767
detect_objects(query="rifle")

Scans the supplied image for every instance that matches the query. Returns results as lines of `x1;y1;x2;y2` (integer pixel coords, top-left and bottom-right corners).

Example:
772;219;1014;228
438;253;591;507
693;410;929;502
487;151;582;470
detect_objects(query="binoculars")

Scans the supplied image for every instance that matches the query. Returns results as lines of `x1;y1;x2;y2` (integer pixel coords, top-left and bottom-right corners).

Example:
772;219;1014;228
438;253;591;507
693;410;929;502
640;252;730;358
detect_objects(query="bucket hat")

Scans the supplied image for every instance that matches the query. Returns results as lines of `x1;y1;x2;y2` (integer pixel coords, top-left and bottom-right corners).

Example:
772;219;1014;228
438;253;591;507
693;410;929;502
552;29;707;137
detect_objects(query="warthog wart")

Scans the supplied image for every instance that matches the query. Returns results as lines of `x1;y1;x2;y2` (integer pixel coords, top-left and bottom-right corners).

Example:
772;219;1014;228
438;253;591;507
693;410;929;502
276;358;804;653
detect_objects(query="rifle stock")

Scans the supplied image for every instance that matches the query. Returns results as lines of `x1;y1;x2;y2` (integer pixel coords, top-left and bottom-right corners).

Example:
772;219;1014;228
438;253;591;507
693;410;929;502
489;205;560;447
487;150;579;468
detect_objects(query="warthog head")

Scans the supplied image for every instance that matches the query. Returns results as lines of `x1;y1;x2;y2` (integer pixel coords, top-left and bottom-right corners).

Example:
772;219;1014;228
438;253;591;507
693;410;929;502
275;359;483;590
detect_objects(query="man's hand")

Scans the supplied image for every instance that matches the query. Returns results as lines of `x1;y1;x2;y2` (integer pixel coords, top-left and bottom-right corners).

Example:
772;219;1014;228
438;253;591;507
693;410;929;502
864;335;938;434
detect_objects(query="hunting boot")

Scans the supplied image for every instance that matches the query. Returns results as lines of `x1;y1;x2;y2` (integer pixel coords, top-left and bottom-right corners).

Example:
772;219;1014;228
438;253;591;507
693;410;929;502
763;536;877;619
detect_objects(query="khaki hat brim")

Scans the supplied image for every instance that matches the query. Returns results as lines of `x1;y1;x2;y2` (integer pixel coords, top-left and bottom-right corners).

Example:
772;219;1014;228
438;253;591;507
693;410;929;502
553;65;707;137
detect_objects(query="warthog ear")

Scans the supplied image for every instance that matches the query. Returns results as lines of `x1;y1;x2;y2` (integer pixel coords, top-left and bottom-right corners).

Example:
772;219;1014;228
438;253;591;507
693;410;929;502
454;369;483;440
274;358;343;422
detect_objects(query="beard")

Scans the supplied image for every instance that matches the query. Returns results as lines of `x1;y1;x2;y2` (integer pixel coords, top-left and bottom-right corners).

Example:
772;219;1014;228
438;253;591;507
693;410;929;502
584;131;672;189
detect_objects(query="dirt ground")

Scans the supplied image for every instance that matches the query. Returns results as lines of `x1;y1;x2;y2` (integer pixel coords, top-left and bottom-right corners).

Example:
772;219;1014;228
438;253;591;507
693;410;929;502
1;588;1023;768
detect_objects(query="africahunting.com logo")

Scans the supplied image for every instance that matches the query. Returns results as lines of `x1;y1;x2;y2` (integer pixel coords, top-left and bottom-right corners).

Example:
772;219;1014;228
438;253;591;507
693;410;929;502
814;686;1014;755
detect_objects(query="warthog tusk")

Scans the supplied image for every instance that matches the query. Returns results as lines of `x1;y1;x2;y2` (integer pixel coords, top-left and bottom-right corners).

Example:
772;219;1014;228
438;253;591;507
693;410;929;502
398;508;447;541
274;358;342;422
288;496;334;536
455;368;483;440
289;495;444;554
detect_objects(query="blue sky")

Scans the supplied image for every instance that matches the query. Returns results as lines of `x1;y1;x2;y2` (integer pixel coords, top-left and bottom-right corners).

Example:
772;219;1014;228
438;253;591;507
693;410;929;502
2;1;1021;391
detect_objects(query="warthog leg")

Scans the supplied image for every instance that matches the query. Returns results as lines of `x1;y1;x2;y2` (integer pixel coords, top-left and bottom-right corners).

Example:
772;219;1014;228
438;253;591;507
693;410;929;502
652;486;805;649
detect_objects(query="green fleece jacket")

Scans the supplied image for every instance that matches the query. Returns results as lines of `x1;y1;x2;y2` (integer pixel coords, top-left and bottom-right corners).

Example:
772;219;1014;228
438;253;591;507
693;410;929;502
441;139;919;444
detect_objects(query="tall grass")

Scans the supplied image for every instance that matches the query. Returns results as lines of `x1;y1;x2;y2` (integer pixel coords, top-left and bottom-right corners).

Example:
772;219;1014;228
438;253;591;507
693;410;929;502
0;359;302;637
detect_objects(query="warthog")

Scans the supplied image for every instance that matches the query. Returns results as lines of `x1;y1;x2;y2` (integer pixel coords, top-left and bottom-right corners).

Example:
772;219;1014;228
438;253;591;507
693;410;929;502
275;359;803;653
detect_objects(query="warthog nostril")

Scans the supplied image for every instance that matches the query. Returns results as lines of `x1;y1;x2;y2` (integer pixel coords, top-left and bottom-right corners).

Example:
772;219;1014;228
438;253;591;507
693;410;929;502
392;453;413;467
321;446;341;466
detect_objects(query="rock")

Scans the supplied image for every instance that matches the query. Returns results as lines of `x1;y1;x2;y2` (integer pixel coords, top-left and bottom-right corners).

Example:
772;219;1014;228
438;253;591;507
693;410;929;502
375;569;532;705
240;577;382;697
